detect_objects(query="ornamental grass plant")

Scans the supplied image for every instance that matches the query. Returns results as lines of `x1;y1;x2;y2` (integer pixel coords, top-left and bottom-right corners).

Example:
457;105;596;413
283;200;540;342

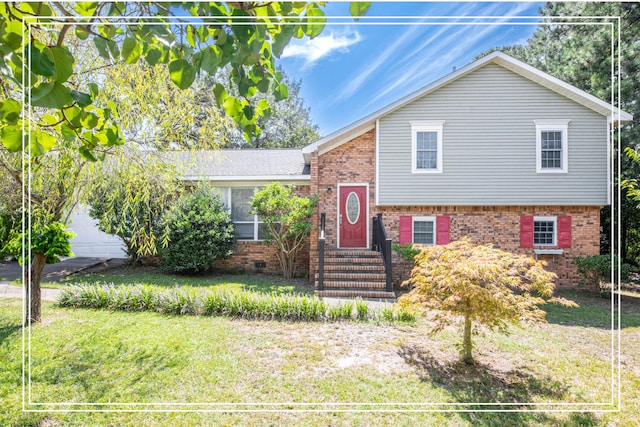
58;283;415;324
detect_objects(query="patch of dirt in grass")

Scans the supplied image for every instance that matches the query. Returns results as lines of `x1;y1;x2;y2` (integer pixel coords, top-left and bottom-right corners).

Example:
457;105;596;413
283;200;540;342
232;320;420;378
320;323;414;376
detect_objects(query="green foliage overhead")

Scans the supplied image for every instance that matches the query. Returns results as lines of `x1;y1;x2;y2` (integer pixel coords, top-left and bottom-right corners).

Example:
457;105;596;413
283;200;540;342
159;187;235;274
250;183;318;279
399;239;577;364
0;1;369;157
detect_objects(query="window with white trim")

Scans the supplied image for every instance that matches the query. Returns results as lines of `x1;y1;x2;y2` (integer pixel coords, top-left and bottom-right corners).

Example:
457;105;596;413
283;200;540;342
534;120;570;173
413;216;436;245
533;216;557;246
411;121;444;173
212;187;266;241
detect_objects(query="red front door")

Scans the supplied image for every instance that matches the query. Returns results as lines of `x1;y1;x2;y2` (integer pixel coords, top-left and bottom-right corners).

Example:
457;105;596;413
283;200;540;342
339;185;367;248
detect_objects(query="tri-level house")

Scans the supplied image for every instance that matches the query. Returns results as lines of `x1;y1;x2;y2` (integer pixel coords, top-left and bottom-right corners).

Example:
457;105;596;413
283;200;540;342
301;50;631;298
71;51;631;298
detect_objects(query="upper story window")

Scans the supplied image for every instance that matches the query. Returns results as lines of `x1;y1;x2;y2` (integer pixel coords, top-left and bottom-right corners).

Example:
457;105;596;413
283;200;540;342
534;119;570;173
411;121;445;174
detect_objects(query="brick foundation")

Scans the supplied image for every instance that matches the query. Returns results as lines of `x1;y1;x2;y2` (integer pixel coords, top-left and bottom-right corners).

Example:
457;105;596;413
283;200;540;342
216;240;309;278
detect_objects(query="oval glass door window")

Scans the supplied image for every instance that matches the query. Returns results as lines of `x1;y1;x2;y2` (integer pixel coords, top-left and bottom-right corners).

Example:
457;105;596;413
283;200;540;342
346;192;360;224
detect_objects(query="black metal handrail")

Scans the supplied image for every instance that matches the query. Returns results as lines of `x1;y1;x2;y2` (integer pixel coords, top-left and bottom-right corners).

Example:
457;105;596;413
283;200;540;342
317;213;326;291
372;213;393;292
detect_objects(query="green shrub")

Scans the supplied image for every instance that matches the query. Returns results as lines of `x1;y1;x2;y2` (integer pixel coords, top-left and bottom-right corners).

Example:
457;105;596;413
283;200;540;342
572;255;631;293
395;307;417;324
339;301;354;319
328;305;344;321
157;288;200;315
159;187;235;274
392;243;421;262
5;221;75;266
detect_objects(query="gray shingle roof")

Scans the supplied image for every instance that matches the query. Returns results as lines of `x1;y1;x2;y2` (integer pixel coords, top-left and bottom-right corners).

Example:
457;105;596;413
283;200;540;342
158;149;309;179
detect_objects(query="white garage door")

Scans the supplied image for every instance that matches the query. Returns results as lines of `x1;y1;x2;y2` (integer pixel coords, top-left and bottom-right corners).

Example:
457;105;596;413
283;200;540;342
68;205;127;258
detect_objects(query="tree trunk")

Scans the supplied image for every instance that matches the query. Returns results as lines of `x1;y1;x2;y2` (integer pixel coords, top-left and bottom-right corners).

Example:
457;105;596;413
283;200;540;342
25;253;47;325
462;308;474;364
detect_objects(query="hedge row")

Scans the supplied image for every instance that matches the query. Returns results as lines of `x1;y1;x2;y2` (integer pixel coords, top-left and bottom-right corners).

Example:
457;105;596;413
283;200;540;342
57;283;416;323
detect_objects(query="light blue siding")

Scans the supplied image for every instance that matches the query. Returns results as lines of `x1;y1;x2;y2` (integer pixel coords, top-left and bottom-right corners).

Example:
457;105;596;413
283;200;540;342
377;64;608;206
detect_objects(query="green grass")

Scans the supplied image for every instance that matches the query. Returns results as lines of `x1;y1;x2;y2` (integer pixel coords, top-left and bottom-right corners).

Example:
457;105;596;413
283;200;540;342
1;290;639;426
54;264;314;295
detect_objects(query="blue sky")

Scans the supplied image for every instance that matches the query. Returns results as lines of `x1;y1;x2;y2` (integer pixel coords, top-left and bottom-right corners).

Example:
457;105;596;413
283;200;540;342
277;2;545;137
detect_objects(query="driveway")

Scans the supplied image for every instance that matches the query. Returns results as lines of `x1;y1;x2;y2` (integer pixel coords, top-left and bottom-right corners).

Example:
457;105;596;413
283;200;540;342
0;284;62;301
0;257;126;301
0;257;116;283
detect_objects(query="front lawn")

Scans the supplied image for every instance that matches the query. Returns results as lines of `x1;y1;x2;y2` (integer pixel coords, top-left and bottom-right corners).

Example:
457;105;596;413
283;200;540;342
56;263;314;295
1;289;639;426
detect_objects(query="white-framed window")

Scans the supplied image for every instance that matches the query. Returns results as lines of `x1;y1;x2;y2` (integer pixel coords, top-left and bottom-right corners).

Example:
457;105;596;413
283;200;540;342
411;121;445;174
211;187;266;241
413;216;436;245
533;216;557;246
534;120;570;173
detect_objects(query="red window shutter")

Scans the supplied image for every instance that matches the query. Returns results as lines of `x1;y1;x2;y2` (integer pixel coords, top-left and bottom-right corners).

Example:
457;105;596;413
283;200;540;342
557;216;572;248
399;216;412;245
520;216;534;248
436;216;450;245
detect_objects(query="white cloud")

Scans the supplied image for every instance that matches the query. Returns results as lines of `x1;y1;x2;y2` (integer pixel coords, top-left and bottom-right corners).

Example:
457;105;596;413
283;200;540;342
281;31;362;67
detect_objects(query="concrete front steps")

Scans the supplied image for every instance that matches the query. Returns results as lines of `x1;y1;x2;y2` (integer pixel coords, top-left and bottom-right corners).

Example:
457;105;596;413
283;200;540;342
315;249;396;299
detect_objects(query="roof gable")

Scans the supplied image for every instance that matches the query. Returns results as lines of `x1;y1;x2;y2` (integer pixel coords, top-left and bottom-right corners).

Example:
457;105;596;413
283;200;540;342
302;51;632;162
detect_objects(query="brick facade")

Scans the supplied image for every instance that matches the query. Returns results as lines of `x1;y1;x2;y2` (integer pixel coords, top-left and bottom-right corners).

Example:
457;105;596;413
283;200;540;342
309;128;601;288
379;205;600;288
217;185;311;278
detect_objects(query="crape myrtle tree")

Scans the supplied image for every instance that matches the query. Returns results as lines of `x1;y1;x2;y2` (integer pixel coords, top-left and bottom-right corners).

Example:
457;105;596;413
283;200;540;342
250;183;318;279
0;2;371;324
398;239;577;364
